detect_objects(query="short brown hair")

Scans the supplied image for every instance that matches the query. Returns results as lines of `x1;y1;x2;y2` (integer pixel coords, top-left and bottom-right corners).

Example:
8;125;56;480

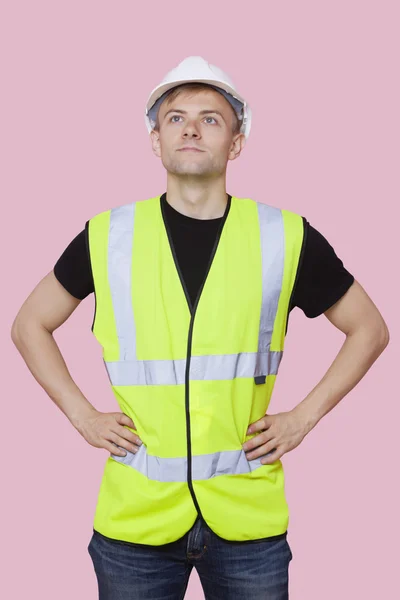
154;83;242;135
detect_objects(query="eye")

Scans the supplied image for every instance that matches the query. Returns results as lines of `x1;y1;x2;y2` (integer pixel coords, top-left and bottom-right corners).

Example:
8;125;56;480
170;115;183;123
204;116;217;124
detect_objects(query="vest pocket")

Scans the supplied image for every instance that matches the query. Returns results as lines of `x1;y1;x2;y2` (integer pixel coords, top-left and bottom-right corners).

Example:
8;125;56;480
254;375;266;385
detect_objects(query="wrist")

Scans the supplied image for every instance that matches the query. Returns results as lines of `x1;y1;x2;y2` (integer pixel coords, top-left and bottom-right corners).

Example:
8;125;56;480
67;399;98;430
291;402;320;436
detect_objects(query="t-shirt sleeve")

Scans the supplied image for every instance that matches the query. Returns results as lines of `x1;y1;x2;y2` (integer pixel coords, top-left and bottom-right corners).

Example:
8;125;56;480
289;218;355;318
53;221;94;300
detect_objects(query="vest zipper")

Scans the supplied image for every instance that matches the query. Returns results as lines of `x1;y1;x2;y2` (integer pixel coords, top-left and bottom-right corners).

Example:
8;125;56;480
161;194;231;519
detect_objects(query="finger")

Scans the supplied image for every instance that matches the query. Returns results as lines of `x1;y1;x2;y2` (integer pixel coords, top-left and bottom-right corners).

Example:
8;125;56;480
114;424;142;447
243;431;272;452
245;439;277;461
109;432;140;454
117;413;136;429
260;448;283;465
247;414;273;434
106;441;127;456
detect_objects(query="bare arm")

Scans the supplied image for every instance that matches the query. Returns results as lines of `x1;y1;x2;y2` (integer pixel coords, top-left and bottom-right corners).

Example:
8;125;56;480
243;279;390;464
11;270;141;456
11;270;96;425
291;278;390;432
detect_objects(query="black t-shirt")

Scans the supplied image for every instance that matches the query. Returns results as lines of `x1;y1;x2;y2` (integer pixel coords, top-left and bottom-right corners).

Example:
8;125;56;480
54;193;354;323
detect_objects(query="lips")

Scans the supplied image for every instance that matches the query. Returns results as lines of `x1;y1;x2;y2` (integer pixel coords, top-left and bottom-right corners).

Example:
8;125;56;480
178;147;203;152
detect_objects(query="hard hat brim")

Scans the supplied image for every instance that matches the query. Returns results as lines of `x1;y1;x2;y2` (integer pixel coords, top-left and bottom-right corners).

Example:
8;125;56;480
144;78;251;139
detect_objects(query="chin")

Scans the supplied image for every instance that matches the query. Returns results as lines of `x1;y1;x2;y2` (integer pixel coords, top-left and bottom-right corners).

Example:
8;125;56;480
179;168;214;177
165;162;212;176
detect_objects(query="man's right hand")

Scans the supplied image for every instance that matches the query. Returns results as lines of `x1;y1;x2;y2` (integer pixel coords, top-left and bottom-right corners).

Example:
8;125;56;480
74;409;142;457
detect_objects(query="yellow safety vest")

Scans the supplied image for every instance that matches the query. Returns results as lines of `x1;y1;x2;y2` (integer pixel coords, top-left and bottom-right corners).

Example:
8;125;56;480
88;194;304;545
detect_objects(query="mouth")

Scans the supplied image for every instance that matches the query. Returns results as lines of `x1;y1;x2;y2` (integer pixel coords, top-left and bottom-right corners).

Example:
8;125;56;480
177;147;204;152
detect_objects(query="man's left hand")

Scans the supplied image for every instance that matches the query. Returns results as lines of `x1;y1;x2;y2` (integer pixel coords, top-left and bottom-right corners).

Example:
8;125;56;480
242;410;310;465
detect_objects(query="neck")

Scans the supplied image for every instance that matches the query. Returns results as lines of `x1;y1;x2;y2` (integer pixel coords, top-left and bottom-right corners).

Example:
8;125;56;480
165;173;228;219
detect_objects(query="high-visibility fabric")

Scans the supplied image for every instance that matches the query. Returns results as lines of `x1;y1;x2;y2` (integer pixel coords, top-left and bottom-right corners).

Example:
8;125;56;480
88;195;304;545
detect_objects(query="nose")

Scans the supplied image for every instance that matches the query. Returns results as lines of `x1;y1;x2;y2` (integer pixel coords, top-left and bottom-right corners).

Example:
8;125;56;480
182;119;201;139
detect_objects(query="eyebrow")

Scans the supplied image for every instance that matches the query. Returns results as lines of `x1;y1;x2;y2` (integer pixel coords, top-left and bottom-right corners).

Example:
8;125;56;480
163;109;226;121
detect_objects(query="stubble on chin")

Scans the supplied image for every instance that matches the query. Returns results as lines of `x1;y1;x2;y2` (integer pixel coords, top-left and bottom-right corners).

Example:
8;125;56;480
162;154;222;177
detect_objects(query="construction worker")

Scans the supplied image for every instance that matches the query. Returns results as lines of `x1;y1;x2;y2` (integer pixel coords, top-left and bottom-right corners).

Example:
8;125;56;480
11;56;389;600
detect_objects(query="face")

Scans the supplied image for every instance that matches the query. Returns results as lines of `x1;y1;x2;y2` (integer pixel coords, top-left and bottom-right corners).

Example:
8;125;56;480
150;89;246;178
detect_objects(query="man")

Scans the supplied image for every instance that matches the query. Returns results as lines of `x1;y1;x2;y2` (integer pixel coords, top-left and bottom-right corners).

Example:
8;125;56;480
11;56;389;599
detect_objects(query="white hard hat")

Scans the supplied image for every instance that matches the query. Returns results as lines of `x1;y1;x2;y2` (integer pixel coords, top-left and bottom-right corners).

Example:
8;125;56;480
144;56;252;139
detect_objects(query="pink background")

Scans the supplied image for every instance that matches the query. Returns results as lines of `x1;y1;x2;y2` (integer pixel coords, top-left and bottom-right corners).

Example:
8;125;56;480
2;1;398;598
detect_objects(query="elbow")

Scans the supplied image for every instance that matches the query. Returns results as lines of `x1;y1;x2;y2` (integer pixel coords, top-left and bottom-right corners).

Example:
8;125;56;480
348;317;390;352
10;313;29;346
380;322;390;349
365;319;390;352
375;312;390;349
10;316;22;346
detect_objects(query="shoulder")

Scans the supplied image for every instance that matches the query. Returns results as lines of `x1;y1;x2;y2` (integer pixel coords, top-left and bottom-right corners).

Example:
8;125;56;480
53;221;93;300
88;197;160;228
237;197;304;232
291;217;355;318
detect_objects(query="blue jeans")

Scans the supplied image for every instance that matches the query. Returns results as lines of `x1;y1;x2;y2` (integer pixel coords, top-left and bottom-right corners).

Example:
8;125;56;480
87;516;293;599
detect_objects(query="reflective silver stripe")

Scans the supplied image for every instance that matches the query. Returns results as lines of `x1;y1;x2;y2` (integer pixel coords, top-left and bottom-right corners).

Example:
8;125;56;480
110;443;271;481
105;200;284;384
105;350;283;386
255;203;285;377
108;203;137;361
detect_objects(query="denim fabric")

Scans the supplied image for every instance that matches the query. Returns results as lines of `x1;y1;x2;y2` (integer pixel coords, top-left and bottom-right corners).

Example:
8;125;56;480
87;516;293;599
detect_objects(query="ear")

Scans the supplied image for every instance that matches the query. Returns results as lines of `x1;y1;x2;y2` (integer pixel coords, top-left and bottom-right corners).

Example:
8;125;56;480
228;133;246;161
150;129;161;158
